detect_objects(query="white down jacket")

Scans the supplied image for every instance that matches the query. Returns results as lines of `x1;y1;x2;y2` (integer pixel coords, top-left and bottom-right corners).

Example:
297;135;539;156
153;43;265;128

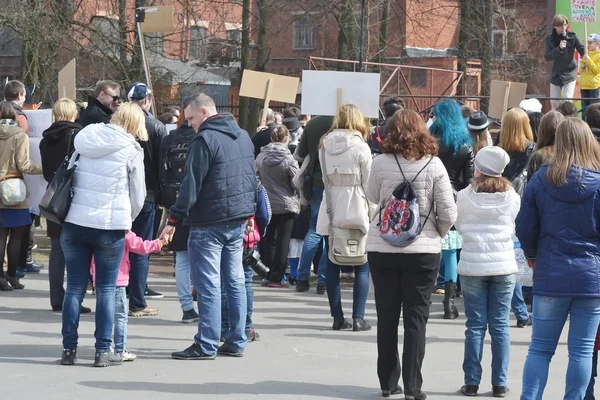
366;154;457;254
65;123;146;231
455;185;521;276
316;129;372;235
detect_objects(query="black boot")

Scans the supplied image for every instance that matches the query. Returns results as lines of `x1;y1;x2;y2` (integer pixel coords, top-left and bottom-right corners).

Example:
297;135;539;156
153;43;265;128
443;281;459;320
332;317;352;330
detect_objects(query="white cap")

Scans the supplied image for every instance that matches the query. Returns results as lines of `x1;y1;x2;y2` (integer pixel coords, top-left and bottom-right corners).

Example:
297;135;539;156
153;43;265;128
519;98;542;114
474;146;510;178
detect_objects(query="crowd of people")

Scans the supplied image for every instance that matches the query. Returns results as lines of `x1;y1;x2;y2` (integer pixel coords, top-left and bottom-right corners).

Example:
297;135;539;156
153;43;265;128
2;14;600;396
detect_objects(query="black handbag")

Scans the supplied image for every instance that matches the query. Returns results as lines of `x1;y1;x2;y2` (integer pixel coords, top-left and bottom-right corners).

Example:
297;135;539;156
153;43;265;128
39;151;79;225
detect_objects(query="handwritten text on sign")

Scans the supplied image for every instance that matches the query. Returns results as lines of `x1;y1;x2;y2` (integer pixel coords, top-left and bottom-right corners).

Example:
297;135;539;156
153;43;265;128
572;0;597;23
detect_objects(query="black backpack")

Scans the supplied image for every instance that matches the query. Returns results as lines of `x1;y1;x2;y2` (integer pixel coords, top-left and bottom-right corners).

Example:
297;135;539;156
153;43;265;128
159;129;194;208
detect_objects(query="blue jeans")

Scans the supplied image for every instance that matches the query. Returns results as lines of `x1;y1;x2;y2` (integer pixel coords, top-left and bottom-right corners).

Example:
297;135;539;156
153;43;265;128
512;282;530;321
461;274;516;387
128;201;155;311
222;266;254;332
521;296;600;399
324;240;369;319
188;222;247;356
61;223;125;352
114;287;128;353
582;89;600;117
175;251;194;312
298;187;327;285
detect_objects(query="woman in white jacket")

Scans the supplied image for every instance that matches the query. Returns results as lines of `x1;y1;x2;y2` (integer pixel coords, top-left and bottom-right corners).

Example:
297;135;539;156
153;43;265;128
455;146;520;398
60;103;147;368
316;104;372;332
367;110;457;399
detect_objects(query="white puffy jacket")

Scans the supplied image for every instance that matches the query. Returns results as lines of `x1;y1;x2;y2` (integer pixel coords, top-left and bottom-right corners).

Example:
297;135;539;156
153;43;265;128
455;185;521;276
65;123;146;231
316;129;372;235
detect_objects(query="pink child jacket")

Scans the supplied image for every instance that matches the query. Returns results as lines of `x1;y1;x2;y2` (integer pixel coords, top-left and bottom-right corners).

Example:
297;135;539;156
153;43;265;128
91;231;162;287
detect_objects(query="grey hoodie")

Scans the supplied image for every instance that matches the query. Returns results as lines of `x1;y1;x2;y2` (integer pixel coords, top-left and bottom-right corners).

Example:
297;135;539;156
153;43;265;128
256;141;300;215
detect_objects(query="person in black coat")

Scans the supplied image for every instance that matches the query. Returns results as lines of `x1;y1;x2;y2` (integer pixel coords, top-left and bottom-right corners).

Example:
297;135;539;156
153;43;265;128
39;98;90;313
78;80;121;127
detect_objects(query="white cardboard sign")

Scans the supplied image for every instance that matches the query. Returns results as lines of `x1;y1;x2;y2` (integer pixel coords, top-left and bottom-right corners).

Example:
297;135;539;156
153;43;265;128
300;70;381;118
23;110;53;208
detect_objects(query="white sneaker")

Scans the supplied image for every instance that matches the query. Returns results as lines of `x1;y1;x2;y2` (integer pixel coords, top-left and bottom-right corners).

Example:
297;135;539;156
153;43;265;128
120;349;137;362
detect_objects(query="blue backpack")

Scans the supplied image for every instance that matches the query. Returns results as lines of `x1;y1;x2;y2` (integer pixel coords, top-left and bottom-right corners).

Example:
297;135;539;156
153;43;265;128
378;155;434;247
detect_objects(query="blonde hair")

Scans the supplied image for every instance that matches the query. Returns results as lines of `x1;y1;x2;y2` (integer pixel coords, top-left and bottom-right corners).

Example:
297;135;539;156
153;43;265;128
499;108;534;153
52;98;78;122
110;102;148;141
271;124;289;142
471;175;512;193
548;118;600;186
320;104;370;147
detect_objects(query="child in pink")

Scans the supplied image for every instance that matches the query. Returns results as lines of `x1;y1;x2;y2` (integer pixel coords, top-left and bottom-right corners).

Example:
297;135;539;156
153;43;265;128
91;231;164;361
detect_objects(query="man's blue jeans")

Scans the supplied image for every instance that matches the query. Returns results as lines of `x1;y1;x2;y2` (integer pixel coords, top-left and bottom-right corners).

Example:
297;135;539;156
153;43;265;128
61;223;125;352
521;296;600;399
461;274;516;387
188;222;247;356
175;251;194;312
298;187;327;285
128;201;155;311
113;286;128;353
512;282;530;321
222;266;254;333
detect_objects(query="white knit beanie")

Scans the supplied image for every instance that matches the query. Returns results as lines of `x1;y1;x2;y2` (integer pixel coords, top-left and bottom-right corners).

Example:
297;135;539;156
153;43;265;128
474;146;510;177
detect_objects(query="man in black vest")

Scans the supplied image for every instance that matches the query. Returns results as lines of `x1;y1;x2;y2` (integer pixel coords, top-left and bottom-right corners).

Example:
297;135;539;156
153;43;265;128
125;82;168;316
161;94;257;360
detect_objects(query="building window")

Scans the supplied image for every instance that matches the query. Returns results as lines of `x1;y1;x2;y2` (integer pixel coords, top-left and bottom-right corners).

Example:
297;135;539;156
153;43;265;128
91;17;119;55
189;26;208;61
491;30;506;59
410;69;427;89
226;29;241;61
293;15;314;50
144;33;164;56
0;28;22;56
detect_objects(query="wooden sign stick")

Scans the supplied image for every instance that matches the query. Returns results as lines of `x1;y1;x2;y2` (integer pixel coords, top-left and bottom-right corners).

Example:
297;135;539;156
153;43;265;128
261;78;274;126
337;88;343;110
585;22;589;54
501;81;512;121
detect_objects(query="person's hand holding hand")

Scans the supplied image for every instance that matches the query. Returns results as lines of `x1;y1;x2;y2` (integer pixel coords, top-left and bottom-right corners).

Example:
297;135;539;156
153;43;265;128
560;40;567;50
245;218;255;235
160;225;176;244
527;259;536;271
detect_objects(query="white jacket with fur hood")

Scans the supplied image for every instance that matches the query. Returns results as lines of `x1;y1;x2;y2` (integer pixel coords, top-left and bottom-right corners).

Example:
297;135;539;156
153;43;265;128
366;154;457;254
316;129;372;236
455;185;520;276
65;123;146;231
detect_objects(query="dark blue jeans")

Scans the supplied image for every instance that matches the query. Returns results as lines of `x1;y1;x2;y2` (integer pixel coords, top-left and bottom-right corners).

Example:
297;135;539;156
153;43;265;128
221;266;254;333
586;350;598;400
324;240;369;319
128;201;155;311
61;223;125;352
582;89;600;118
297;187;327;285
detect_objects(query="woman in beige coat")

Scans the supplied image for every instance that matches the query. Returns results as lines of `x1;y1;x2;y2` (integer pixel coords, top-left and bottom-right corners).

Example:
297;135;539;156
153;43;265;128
316;104;373;332
366;110;457;399
0;101;42;291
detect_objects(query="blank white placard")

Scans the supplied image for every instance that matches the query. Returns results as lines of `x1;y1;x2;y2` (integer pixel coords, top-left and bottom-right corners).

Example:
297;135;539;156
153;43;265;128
300;70;381;118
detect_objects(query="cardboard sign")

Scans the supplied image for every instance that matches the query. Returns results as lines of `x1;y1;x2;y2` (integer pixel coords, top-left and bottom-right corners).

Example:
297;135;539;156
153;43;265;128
572;0;597;23
239;70;299;104
141;6;174;33
488;80;528;119
58;59;76;100
23;110;53;208
300;71;381;118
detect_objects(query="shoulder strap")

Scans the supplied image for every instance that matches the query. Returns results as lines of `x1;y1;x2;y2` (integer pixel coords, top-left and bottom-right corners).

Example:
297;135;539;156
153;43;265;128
320;147;335;226
393;154;434;184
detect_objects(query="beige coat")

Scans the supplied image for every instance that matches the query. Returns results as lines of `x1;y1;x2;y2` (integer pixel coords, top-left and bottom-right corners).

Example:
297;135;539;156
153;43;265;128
366;154;457;254
0;124;42;209
316;129;373;236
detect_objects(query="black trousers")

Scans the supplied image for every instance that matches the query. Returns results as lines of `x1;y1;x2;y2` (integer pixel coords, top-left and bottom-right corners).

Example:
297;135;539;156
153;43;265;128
263;213;296;283
368;252;440;396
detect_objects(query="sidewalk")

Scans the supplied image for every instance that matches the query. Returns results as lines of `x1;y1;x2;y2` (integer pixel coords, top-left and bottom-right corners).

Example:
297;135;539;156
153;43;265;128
0;246;574;399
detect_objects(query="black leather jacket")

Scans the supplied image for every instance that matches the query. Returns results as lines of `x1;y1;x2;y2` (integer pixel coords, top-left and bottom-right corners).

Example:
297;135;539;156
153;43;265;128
437;141;474;194
502;141;535;182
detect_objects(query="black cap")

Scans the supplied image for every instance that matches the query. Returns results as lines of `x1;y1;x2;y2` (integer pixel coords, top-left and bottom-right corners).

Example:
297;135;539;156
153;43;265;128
468;111;491;131
283;117;300;132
